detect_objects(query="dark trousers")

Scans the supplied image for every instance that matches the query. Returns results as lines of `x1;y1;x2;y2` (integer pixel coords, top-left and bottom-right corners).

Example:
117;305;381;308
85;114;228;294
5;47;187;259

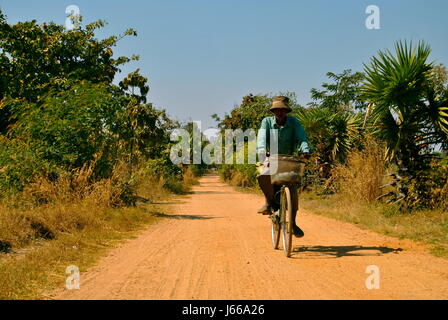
258;175;298;211
257;174;280;210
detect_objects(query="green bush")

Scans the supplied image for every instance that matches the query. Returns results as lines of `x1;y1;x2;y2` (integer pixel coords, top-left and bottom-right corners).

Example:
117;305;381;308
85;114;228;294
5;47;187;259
189;164;207;177
0;82;122;194
10;82;120;171
0;137;61;195
144;157;189;194
217;139;258;188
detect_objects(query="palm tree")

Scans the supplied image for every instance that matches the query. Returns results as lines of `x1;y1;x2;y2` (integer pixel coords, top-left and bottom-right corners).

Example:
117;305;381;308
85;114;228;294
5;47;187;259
362;41;448;166
362;41;448;205
297;107;364;179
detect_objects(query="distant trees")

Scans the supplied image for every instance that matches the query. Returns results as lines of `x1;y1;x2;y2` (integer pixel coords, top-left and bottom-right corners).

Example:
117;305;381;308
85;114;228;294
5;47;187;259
212;92;303;131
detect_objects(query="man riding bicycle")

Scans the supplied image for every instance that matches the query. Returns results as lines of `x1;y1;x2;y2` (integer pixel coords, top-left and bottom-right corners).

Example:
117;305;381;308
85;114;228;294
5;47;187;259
256;96;311;238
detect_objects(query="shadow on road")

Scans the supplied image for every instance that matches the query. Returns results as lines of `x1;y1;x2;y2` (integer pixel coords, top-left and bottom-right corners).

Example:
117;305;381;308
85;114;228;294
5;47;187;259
292;245;403;259
150;212;215;220
149;201;188;205
194;191;228;195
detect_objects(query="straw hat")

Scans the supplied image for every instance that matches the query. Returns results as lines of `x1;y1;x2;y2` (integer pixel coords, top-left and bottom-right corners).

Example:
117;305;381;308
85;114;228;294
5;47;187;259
270;96;292;113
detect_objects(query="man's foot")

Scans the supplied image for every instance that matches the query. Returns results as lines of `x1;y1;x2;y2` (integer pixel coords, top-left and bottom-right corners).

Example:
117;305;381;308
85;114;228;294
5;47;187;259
293;225;304;238
257;204;272;215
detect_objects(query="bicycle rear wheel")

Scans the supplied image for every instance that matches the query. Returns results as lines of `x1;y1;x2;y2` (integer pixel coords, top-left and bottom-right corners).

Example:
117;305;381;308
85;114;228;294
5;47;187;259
281;186;293;257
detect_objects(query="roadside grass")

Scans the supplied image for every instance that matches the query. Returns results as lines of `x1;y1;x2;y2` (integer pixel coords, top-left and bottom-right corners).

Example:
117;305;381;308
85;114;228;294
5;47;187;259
300;192;448;258
0;205;159;300
0;166;195;300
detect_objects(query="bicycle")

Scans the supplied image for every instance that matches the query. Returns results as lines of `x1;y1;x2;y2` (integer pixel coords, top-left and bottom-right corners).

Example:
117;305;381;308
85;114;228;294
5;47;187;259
268;154;305;258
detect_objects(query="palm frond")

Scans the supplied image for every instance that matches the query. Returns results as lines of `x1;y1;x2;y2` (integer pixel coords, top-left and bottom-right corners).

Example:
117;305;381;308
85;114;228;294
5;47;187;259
439;106;448;135
361;40;437;162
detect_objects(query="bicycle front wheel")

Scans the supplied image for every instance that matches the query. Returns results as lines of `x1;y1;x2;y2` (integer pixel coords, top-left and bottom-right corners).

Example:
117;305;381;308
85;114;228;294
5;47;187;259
271;214;280;249
281;186;293;257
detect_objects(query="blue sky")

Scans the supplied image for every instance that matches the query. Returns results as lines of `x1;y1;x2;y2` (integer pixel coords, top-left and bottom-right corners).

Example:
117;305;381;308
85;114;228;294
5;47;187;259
2;0;448;129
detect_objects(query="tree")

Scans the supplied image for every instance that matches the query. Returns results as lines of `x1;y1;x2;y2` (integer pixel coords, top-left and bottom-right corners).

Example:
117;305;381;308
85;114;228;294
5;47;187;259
301;70;367;185
362;41;448;167
118;99;175;169
296;107;364;180
362;40;448;207
309;70;366;112
0;9;139;132
0;9;178;193
119;69;150;104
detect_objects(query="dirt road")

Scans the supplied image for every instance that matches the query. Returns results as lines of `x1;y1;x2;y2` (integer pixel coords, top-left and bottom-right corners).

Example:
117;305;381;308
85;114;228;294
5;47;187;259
54;174;448;300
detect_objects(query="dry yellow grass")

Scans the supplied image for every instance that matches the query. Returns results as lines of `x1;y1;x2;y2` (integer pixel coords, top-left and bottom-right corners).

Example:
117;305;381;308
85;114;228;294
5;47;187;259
331;137;388;203
229;171;252;187
0;163;195;299
182;166;200;186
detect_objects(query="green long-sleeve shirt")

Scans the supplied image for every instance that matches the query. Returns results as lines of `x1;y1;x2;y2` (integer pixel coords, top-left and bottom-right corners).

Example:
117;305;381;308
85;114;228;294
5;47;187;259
257;115;311;156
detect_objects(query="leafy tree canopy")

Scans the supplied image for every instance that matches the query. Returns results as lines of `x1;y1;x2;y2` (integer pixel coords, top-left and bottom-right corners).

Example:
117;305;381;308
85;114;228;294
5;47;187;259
0;8;139;132
309;69;366;112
